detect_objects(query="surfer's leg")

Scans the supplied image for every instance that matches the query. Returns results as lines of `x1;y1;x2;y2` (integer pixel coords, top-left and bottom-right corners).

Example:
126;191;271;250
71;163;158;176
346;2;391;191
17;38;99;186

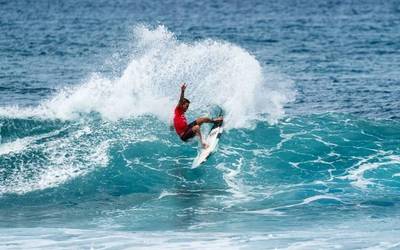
195;117;223;126
192;124;208;148
195;117;213;126
180;121;197;141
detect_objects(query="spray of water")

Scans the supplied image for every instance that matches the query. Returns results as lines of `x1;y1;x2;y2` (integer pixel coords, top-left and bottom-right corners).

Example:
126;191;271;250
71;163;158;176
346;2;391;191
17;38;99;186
0;25;294;129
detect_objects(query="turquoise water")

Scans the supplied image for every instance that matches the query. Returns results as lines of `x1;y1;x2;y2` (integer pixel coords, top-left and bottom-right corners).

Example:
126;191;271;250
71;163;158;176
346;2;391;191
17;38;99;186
1;0;400;249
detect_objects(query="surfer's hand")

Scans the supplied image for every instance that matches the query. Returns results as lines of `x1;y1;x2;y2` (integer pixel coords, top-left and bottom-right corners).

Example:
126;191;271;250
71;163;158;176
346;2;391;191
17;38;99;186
181;83;187;91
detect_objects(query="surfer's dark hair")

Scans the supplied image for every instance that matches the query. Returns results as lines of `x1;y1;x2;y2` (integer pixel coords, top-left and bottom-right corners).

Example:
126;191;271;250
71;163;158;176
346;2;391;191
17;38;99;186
183;98;190;104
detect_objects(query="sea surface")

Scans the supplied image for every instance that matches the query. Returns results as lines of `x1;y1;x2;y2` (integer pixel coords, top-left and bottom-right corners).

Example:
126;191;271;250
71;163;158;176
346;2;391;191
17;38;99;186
1;0;400;249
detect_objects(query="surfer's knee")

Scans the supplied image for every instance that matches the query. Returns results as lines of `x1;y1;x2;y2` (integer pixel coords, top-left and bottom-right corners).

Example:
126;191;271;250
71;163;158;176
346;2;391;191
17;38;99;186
195;117;205;125
192;124;200;133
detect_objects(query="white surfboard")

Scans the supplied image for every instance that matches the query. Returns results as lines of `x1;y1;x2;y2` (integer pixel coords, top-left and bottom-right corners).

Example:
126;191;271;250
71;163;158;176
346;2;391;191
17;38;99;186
192;121;223;168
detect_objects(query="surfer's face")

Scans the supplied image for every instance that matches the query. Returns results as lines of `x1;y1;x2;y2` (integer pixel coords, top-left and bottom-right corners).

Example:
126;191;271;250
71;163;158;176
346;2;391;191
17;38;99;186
182;102;189;112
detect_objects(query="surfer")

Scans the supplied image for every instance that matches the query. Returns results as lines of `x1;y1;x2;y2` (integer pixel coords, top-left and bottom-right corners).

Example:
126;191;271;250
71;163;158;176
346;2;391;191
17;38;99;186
173;83;223;148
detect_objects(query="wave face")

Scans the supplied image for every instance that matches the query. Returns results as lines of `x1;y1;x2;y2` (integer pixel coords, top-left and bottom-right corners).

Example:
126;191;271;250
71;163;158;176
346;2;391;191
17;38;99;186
1;111;400;195
1;113;400;228
1;107;400;249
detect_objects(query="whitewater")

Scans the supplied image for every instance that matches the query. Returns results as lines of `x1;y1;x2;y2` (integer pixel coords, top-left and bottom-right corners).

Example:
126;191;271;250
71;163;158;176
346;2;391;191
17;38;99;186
1;1;400;249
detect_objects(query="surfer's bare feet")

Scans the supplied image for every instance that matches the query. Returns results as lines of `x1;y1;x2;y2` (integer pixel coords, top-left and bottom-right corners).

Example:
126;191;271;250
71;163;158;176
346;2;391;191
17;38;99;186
202;143;209;149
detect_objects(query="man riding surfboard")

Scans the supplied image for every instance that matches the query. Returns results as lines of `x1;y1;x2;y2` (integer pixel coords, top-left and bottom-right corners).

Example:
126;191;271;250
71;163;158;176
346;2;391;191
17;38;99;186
173;83;223;148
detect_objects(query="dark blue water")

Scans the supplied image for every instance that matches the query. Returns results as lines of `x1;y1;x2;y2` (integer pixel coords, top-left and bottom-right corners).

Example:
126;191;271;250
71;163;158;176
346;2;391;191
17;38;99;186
1;0;400;249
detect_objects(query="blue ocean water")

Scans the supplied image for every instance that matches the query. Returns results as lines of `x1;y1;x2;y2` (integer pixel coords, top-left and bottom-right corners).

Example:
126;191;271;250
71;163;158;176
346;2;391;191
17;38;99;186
1;0;400;249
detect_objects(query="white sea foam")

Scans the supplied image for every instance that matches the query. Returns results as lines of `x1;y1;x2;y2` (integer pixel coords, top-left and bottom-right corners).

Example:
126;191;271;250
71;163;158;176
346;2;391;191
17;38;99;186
2;223;399;250
346;162;381;189
0;25;295;129
241;194;344;217
0;125;109;195
158;190;178;199
216;159;256;207
0;129;64;156
341;152;400;189
0;138;31;155
302;194;342;204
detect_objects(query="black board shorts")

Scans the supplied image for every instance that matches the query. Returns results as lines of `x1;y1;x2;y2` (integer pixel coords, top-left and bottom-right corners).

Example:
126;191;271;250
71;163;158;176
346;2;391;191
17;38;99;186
180;121;197;141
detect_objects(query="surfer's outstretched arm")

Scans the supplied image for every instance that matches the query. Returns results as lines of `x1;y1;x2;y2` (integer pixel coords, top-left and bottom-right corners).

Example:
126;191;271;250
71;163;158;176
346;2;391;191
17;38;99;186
178;83;187;106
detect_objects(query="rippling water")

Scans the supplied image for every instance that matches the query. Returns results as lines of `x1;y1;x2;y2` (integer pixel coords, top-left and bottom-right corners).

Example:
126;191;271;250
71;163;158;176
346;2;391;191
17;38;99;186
1;0;400;249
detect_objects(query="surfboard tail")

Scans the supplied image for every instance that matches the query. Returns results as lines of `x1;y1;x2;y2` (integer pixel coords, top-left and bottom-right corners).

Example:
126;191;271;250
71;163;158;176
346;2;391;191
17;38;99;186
211;106;224;130
215;106;224;117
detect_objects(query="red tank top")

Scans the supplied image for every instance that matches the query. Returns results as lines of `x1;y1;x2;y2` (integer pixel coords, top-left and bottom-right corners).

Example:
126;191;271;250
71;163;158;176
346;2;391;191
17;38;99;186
173;106;187;136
